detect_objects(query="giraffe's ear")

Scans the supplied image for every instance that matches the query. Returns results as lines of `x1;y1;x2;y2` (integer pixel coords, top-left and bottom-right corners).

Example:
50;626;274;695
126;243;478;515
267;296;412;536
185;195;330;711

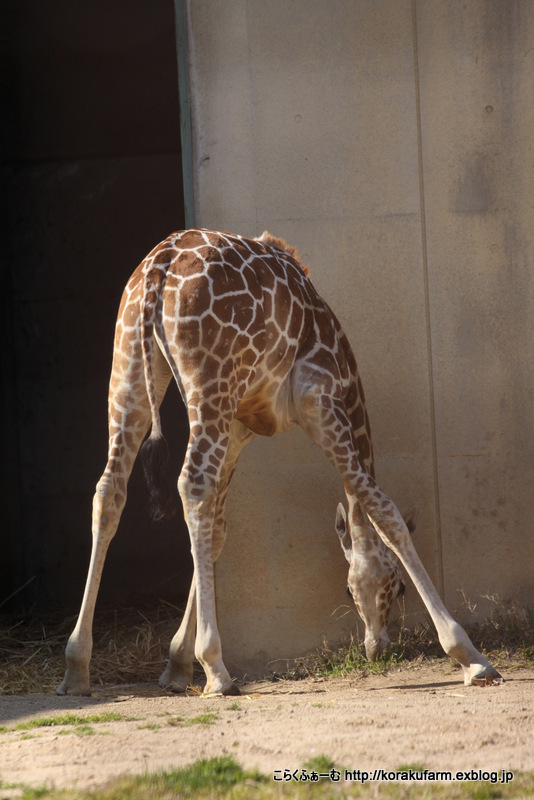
403;506;418;535
336;503;352;563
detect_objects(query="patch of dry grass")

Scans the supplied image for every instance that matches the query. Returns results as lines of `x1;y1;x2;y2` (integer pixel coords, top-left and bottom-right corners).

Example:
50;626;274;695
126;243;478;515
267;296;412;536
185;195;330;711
0;603;189;695
460;593;534;652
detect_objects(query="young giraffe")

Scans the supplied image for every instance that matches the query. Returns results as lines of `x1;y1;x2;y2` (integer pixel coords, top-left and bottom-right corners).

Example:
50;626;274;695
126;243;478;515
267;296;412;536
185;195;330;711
57;228;502;697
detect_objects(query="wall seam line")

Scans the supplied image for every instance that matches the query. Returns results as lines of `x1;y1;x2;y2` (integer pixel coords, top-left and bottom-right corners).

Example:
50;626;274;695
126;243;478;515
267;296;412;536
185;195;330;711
175;0;195;228
411;0;445;600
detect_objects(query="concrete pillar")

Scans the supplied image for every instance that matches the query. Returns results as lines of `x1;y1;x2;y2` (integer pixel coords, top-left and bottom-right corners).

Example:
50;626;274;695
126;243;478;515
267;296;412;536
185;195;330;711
415;0;534;614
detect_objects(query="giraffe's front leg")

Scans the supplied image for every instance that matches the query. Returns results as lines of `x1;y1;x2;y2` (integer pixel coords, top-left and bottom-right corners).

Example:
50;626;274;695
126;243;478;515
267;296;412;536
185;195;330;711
159;579;196;692
296;385;502;687
427;609;503;686
361;497;504;686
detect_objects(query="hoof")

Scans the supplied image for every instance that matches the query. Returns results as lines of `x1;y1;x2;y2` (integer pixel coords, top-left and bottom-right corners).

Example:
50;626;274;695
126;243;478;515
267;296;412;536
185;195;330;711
159;661;193;693
57;662;92;696
222;681;242;697
168;681;188;694
468;667;504;687
204;680;242;697
56;679;91;697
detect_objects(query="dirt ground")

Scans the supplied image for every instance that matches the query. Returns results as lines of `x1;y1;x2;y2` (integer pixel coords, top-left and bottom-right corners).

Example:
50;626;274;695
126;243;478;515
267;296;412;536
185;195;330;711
0;660;532;793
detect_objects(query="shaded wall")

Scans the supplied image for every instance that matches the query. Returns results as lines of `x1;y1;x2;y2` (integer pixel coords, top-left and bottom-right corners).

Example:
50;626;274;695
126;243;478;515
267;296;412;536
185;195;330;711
1;1;191;612
184;0;534;674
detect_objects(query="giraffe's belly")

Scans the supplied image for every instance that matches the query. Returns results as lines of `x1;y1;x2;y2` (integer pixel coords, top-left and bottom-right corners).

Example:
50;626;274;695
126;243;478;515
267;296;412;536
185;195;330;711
235;396;277;436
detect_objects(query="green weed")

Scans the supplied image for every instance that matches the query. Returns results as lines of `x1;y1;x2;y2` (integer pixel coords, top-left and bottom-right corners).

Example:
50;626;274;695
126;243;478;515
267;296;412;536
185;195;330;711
313;636;406;680
302;754;336;774
87;755;265;799
11;712;125;731
72;725;97;737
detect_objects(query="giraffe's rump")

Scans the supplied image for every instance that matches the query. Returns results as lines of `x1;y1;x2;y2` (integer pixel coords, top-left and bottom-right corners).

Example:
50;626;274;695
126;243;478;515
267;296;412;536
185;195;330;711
143;229;325;434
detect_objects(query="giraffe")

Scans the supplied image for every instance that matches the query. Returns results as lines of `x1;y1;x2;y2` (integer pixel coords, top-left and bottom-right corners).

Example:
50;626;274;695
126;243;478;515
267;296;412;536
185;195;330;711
57;228;503;697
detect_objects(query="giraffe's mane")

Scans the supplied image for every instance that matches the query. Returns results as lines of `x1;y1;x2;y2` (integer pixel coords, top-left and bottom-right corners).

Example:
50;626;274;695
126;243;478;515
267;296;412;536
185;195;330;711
256;231;311;277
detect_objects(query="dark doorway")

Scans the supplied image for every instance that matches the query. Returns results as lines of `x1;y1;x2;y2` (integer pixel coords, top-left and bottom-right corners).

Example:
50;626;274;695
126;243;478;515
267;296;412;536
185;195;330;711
1;1;191;613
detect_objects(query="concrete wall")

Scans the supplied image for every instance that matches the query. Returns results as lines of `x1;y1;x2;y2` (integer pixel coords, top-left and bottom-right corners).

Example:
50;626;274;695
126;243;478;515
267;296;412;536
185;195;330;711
183;0;534;675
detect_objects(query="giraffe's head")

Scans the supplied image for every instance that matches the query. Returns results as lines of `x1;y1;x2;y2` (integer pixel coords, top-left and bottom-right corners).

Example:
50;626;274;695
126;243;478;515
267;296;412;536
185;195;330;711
336;503;417;660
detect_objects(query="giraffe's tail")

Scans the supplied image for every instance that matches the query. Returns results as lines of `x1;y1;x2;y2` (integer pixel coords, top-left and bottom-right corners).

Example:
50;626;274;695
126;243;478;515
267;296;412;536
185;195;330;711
140;434;177;521
138;255;177;521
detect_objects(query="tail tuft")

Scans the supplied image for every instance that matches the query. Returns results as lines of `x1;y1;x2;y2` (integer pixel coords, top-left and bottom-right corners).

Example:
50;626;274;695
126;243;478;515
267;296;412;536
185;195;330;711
140;434;177;521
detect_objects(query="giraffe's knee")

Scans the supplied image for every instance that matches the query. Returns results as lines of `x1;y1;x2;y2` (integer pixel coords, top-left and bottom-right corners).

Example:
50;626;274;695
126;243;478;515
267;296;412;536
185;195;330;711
178;469;218;524
178;464;216;502
92;476;126;537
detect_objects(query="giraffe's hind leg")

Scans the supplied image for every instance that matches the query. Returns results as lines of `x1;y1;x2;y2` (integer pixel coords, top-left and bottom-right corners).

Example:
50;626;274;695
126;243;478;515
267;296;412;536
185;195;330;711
177;414;252;696
57;350;171;695
57;466;134;695
160;421;255;693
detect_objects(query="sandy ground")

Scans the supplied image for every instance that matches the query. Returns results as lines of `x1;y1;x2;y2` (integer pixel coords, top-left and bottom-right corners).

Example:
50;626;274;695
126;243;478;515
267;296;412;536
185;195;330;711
0;661;532;793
